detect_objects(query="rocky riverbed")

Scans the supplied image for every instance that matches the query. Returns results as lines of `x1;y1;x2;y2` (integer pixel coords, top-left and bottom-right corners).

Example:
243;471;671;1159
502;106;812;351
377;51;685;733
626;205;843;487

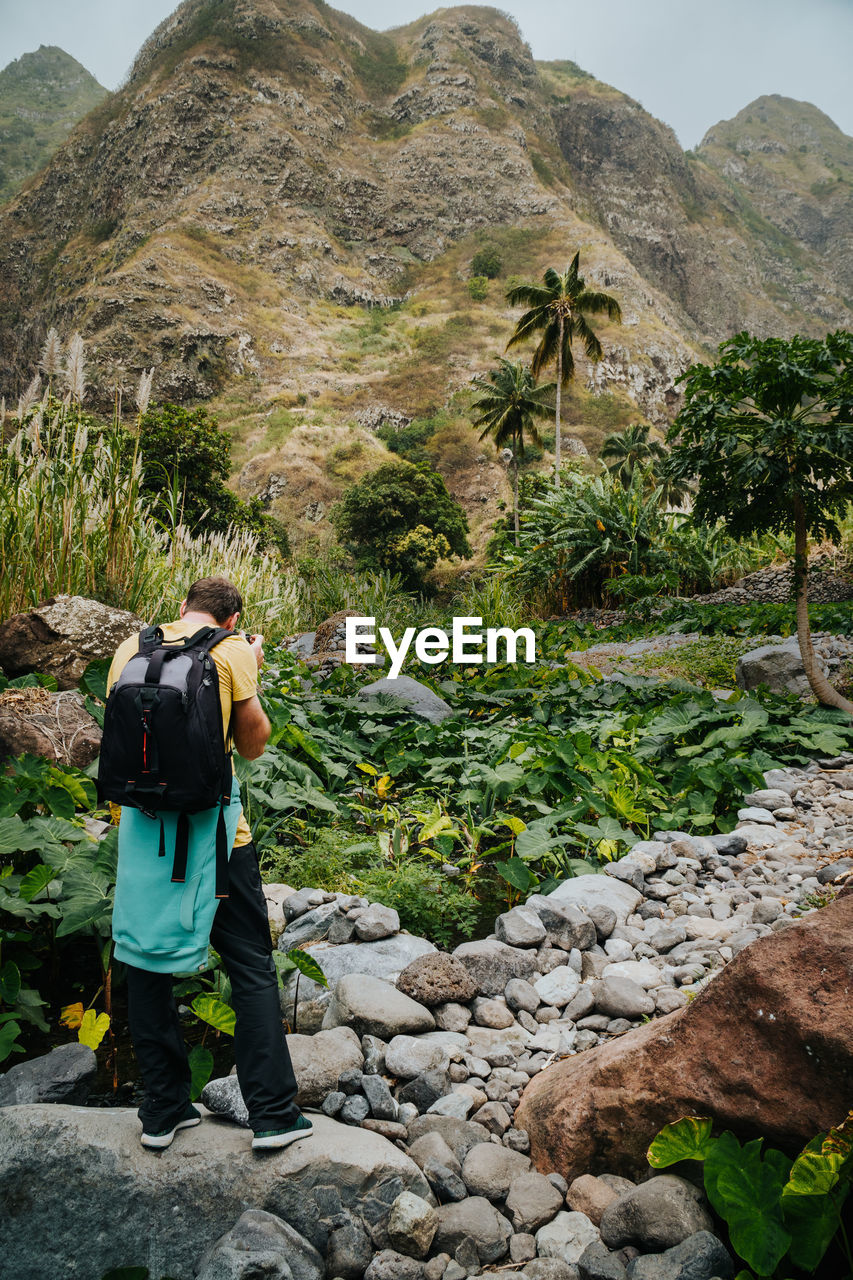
2;756;851;1280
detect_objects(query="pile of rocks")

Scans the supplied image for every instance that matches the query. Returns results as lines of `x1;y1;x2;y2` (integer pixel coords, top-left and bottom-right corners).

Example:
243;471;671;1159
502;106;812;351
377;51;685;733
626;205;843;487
697;552;853;606
282;609;387;680
4;759;852;1280
190;758;852;1280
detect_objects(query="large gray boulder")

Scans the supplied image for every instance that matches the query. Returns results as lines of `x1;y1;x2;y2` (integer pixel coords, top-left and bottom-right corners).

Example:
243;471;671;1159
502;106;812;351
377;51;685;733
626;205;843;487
432;1196;513;1264
599;1175;713;1251
626;1230;734;1279
287;1027;364;1106
735;637;818;696
322;974;435;1039
0;595;146;689
359;675;454;724
0;1043;96;1107
544;875;642;925
452;939;538;996
0;1105;433;1280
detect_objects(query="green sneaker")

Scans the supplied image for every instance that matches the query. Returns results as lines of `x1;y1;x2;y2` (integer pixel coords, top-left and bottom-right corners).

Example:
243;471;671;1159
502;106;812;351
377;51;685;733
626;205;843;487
252;1113;313;1151
141;1104;201;1150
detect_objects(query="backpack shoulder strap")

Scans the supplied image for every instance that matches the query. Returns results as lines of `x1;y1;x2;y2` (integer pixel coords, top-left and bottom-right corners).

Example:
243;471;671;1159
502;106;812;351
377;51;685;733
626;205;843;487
137;625;164;653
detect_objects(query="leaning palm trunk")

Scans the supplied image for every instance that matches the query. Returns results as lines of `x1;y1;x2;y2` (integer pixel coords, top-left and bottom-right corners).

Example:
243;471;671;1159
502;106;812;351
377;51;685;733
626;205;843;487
554;314;564;487
793;496;853;714
512;430;520;546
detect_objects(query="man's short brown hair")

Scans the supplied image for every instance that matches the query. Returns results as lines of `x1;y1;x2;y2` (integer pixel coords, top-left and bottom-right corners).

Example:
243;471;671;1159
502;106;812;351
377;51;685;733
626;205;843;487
184;577;243;624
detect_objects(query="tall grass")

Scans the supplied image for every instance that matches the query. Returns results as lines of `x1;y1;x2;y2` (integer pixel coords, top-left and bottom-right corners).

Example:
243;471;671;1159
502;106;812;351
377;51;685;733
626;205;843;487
0;399;303;638
0;408;146;617
450;571;532;629
141;524;305;637
301;566;431;633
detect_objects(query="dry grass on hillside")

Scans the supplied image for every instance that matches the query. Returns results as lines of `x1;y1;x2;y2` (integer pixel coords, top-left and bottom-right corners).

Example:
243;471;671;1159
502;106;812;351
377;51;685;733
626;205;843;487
210;221;675;565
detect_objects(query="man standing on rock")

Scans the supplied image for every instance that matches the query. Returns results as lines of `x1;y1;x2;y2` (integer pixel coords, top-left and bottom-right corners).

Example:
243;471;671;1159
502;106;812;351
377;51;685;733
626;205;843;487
104;576;311;1152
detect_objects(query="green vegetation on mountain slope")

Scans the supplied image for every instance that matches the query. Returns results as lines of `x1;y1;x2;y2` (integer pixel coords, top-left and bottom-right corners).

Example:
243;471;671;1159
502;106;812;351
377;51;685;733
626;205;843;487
0;46;106;205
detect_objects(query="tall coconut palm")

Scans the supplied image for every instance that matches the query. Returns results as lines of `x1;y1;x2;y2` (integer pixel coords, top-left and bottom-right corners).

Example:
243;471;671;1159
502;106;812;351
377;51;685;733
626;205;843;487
506;252;621;486
470;358;555;543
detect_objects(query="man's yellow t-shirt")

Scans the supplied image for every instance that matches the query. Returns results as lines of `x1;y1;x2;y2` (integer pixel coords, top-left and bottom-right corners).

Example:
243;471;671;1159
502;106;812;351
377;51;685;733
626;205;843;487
107;620;257;847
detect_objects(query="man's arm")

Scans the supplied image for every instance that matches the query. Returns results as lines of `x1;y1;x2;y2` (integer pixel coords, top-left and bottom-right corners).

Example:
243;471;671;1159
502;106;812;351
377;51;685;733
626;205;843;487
231;695;271;760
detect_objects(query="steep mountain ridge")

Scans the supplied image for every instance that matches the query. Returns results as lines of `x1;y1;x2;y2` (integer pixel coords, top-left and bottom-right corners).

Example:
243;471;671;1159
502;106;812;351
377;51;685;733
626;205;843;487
0;45;106;205
0;0;849;423
699;94;853;300
544;64;852;341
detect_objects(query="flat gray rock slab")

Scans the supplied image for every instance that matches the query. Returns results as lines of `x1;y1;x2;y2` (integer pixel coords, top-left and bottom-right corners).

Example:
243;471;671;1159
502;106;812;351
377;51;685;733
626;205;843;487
359;675;454;723
0;1105;433;1280
545;875;642;924
280;934;437;1006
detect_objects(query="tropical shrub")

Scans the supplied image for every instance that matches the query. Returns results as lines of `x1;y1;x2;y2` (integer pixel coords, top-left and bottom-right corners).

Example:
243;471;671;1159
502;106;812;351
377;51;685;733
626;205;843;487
666;330;853;710
136;403;286;554
0;743;116;1063
505;469;671;610
330;460;471;588
375;415;438;463
471;245;503;278
496;469;777;611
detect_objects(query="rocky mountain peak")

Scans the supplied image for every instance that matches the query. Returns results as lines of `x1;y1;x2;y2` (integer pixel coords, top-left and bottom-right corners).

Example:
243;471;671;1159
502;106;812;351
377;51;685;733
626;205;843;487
0;45;106;204
0;2;849;416
700;93;849;157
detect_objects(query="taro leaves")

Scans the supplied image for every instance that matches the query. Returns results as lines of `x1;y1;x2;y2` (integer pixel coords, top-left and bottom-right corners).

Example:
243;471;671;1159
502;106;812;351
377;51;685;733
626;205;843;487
646;1115;853;1278
704;1134;793;1277
188;1044;214;1101
191;995;236;1037
782;1116;853;1272
647;1115;715;1167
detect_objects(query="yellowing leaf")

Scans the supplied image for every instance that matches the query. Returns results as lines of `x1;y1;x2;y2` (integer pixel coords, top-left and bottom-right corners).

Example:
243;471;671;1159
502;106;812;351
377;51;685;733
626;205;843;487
596;520;605;532
78;1009;110;1050
376;775;393;798
501;816;527;836
418;806;453;842
60;1001;84;1031
356;762;378;777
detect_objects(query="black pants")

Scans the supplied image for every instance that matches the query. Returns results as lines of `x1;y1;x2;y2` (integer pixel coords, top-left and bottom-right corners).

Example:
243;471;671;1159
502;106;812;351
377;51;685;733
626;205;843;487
126;841;300;1132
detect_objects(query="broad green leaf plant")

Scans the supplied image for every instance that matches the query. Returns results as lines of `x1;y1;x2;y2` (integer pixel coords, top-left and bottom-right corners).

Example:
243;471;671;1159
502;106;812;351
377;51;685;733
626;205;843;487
648;1114;853;1278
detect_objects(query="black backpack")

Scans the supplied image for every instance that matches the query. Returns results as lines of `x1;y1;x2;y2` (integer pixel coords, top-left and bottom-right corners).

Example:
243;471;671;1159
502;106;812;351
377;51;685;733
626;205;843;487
98;625;235;897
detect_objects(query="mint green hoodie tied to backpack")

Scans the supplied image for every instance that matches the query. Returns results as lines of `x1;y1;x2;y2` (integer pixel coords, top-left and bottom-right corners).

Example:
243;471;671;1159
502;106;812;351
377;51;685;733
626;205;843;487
112;775;242;973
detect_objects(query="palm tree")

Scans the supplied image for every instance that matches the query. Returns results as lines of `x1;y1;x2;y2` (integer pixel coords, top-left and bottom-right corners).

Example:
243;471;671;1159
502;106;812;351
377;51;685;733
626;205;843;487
470;358;555;543
506;253;621;486
601;423;691;509
601;424;665;487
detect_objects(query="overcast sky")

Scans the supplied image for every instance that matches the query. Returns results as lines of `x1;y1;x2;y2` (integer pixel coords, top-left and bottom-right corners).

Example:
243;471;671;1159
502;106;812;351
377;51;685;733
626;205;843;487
1;0;851;147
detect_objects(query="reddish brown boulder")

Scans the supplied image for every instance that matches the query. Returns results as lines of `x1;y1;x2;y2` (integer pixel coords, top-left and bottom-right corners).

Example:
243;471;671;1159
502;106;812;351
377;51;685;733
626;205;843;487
0;687;101;768
397;953;478;1007
0;595;145;689
515;894;853;1182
